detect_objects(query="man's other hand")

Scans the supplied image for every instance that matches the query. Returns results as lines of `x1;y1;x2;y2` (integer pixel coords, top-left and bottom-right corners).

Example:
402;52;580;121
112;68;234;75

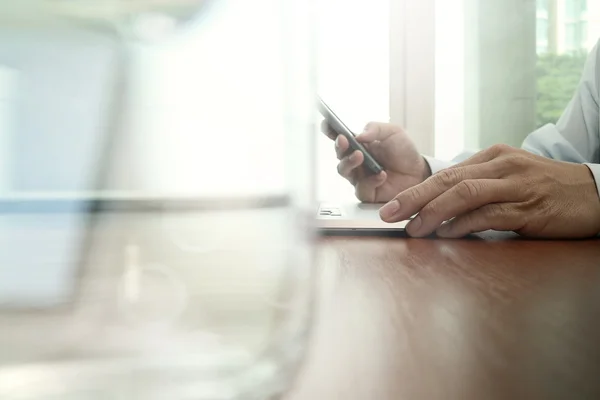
379;144;600;238
321;121;430;203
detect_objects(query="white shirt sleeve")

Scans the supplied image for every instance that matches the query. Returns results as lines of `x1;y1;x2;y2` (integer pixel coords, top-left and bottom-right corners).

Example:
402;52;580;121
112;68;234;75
522;39;600;196
424;38;600;197
422;149;478;174
422;155;454;174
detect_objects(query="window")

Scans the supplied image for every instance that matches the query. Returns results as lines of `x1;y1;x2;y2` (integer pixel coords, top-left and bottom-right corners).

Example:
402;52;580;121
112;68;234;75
566;0;576;19
434;0;598;161
537;0;548;12
566;0;577;19
435;0;541;157
316;0;599;195
565;23;578;49
564;20;588;52
566;0;586;20
537;18;549;46
536;14;549;54
316;0;389;200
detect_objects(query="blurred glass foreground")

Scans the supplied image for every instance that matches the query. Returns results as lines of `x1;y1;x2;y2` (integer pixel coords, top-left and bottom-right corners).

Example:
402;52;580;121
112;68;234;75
0;1;317;399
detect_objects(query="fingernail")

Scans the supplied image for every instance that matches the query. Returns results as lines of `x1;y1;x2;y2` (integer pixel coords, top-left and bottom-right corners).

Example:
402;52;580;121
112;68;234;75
349;152;357;162
379;200;400;220
407;215;422;234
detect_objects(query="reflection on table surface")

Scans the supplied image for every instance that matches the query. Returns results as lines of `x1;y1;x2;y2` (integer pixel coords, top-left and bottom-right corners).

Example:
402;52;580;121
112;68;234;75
4;210;600;399
0;206;311;373
289;235;600;400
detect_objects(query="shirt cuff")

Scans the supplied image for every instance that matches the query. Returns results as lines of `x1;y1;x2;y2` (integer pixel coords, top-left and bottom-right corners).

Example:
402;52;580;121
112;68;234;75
584;163;600;199
423;155;456;175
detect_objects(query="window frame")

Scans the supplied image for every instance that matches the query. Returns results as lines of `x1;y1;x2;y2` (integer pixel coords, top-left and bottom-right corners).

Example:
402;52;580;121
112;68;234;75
389;0;436;156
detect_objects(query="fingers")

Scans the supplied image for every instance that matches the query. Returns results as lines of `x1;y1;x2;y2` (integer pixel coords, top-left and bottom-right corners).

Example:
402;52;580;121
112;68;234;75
325;120;404;145
355;171;387;201
356;122;399;143
435;203;523;238
337;150;363;179
447;144;513;169
379;163;501;222
404;179;523;237
336;148;386;197
335;135;351;159
327;120;393;194
321;120;337;141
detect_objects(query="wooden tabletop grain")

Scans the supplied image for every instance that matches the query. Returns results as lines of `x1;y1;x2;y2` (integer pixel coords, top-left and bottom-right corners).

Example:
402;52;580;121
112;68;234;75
1;210;600;399
287;233;600;400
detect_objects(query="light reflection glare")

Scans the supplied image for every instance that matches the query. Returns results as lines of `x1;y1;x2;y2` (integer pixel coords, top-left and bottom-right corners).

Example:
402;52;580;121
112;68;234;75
0;0;316;398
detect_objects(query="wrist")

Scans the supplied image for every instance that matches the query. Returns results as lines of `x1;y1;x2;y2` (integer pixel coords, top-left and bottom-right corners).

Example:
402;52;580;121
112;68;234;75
581;163;600;236
583;163;600;199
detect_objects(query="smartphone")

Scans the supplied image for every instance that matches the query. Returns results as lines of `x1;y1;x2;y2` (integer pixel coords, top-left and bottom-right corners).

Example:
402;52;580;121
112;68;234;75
317;97;384;175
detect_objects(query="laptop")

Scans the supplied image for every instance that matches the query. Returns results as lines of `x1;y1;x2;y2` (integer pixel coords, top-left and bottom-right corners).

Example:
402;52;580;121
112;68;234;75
315;201;411;235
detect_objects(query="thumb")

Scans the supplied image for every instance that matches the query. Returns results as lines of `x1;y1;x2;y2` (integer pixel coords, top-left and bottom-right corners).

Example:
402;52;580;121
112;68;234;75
356;122;398;143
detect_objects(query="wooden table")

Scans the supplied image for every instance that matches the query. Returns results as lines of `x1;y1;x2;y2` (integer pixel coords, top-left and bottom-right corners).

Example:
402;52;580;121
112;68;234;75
1;207;600;399
288;233;600;400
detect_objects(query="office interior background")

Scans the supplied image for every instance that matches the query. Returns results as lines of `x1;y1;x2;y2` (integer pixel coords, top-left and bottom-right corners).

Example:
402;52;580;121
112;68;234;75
0;1;597;201
317;0;600;200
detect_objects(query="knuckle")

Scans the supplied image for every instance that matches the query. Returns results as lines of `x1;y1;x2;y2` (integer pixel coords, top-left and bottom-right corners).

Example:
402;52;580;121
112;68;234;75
499;154;525;172
363;121;378;132
419;202;439;220
484;204;505;220
505;154;524;165
532;197;552;216
460;212;478;230
455;180;482;202
489;143;512;155
436;168;463;187
406;185;424;203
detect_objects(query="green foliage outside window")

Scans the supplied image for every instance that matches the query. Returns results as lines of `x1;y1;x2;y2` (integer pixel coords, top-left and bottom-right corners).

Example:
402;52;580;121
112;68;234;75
536;50;588;128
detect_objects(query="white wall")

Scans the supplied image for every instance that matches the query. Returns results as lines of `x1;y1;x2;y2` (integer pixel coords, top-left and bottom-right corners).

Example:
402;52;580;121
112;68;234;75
0;1;316;198
476;0;537;149
316;0;389;201
435;0;466;160
0;25;119;194
0;65;17;192
434;0;537;157
116;1;291;197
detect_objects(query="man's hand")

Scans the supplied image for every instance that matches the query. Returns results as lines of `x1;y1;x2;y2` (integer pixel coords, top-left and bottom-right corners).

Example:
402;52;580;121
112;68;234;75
379;144;600;238
321;121;430;203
